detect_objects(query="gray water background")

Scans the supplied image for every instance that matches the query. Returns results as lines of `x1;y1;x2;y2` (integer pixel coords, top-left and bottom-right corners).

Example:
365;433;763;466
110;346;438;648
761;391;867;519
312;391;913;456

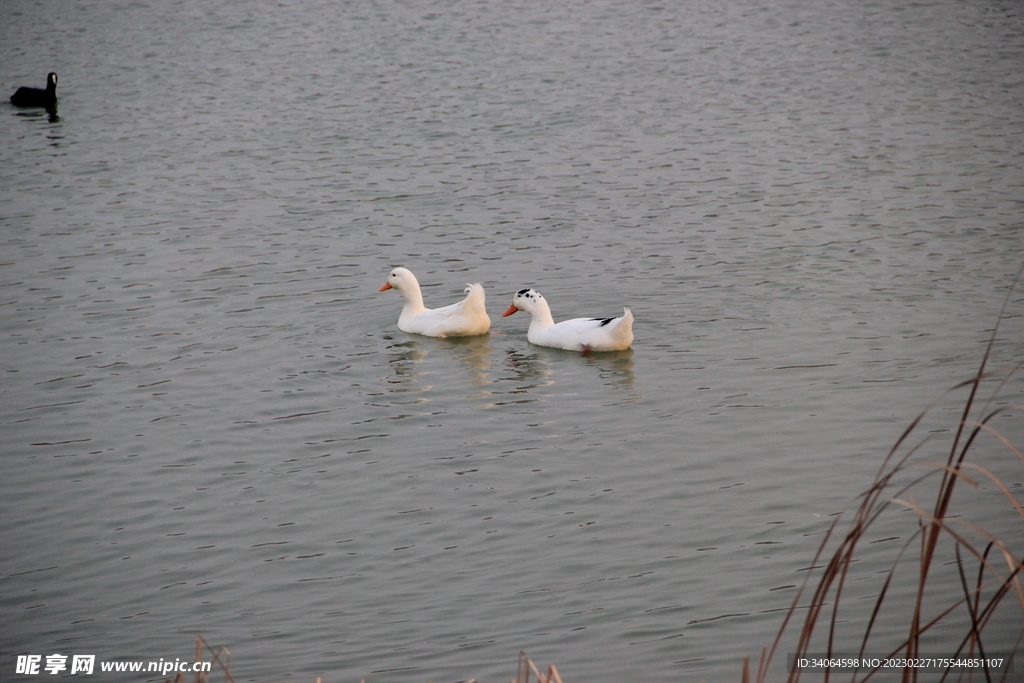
2;0;1023;681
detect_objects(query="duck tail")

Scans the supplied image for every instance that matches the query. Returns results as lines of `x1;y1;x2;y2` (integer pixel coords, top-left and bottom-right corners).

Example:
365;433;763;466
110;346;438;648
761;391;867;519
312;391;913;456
463;283;486;306
613;308;634;345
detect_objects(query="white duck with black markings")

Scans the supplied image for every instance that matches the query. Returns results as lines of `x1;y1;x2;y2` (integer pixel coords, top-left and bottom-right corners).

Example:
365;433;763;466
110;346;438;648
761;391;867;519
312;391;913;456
502;288;633;352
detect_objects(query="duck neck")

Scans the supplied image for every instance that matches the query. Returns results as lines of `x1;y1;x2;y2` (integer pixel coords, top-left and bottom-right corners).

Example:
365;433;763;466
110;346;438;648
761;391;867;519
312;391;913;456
397;279;428;321
526;298;556;331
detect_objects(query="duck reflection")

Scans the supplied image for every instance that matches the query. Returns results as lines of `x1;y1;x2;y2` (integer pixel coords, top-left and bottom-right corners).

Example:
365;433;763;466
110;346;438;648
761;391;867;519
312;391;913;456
382;335;639;405
384;338;432;395
502;346;639;401
383;333;496;398
499;347;554;388
13;105;60;124
441;335;493;383
583;348;638;399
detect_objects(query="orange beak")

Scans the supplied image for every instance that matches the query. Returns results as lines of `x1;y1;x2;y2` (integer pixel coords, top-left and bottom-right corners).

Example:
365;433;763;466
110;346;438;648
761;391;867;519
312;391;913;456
379;282;393;292
501;304;519;317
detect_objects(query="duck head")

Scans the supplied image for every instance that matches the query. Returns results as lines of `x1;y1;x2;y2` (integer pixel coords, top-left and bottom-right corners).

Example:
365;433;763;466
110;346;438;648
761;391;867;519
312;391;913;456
502;288;545;317
379;267;415;292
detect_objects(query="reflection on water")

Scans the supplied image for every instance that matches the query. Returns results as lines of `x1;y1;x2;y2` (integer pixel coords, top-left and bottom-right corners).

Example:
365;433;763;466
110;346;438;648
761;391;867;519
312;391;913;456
13;105;59;123
440;334;495;387
383;334;639;407
383;337;433;395
584;350;638;400
384;334;496;395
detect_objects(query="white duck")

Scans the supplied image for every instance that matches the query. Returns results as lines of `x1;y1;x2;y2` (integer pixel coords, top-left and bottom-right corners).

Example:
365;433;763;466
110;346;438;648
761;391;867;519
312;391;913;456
502;288;633;352
379;267;490;337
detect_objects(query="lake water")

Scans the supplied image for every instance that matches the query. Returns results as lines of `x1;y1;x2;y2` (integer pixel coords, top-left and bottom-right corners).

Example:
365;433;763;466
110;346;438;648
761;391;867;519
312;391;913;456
2;1;1023;681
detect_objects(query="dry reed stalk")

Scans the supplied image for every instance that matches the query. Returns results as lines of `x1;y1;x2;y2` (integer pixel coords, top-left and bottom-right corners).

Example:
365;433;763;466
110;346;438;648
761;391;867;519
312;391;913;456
515;651;564;683
757;266;1024;683
164;635;235;683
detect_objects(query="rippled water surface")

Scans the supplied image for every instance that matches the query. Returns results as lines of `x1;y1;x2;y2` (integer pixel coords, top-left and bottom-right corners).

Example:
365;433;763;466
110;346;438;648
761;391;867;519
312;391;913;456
3;1;1023;681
